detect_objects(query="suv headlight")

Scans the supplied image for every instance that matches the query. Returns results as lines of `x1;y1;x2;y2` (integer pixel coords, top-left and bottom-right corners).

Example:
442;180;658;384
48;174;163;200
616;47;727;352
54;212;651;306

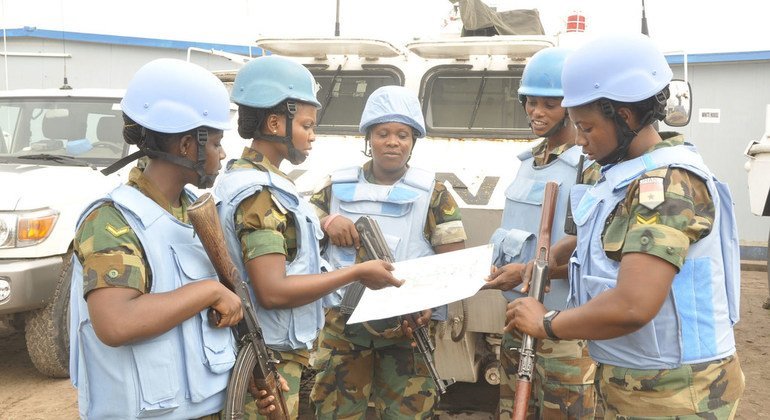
0;208;59;248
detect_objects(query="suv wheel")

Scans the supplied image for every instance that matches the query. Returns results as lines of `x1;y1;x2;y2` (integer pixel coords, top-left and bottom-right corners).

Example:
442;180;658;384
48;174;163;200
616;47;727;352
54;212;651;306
25;250;72;378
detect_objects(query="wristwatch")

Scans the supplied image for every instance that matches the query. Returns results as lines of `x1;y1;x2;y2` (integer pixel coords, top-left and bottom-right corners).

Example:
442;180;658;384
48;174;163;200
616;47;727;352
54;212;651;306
542;310;561;340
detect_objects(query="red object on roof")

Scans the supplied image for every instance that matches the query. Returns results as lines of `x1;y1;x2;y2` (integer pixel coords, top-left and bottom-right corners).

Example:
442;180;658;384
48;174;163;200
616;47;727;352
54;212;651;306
566;12;586;32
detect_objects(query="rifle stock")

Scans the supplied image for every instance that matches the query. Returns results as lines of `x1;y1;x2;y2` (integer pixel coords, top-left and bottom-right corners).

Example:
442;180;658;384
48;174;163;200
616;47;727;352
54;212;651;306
354;215;448;395
188;193;289;420
512;181;559;420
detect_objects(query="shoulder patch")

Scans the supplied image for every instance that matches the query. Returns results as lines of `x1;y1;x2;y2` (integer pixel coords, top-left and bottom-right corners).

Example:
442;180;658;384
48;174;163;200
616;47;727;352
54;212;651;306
105;224;130;237
639;177;665;210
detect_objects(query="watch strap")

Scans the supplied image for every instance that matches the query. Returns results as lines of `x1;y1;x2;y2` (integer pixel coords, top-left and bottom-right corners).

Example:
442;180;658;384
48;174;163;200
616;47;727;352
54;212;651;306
543;310;561;340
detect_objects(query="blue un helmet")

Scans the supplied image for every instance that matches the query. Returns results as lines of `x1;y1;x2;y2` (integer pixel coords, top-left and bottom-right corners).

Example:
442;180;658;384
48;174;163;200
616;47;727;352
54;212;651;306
359;86;426;157
518;46;572;103
103;58;230;186
518;46;573;137
231;55;321;108
231;55;320;164
561;34;673;164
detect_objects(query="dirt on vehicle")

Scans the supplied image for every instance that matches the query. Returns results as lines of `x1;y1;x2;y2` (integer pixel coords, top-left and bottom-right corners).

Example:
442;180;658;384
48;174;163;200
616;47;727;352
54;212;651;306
1;270;768;419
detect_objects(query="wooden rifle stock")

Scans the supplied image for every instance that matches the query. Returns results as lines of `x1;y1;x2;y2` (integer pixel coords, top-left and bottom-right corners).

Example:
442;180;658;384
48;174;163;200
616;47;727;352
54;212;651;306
512;182;559;420
187;193;289;420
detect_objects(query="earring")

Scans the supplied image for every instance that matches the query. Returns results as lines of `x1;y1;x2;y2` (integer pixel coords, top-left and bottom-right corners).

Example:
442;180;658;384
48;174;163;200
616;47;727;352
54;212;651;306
272;129;277;134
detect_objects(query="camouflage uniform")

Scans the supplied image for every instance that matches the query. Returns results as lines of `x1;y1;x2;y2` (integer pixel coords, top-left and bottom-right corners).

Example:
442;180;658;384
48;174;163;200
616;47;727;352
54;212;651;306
74;167;191;299
73;167;223;420
498;140;597;420
309;161;466;419
593;133;744;418
230;147;311;419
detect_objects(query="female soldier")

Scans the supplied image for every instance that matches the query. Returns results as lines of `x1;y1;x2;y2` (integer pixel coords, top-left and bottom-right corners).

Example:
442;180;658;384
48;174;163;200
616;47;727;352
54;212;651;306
483;46;597;419
506;34;745;418
69;58;241;419
309;85;467;419
214;55;402;418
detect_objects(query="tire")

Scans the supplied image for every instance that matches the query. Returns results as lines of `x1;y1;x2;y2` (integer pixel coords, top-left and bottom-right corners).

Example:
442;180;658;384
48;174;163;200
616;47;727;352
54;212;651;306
25;250;72;378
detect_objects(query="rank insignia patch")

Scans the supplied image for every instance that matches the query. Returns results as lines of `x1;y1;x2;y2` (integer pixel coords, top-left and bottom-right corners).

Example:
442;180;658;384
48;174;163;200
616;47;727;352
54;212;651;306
106;224;130;237
639;177;664;210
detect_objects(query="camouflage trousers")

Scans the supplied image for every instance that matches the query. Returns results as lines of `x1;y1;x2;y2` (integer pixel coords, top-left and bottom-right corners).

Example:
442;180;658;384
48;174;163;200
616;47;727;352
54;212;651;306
596;354;745;419
310;309;437;419
243;349;308;420
499;331;598;420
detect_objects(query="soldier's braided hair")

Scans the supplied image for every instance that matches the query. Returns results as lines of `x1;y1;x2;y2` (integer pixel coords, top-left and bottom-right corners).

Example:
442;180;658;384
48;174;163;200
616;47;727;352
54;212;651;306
237;102;289;140
602;85;670;127
122;113;193;153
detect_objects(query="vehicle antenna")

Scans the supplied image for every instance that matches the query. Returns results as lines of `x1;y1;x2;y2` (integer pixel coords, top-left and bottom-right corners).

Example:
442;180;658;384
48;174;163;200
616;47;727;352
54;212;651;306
334;0;341;36
59;0;71;90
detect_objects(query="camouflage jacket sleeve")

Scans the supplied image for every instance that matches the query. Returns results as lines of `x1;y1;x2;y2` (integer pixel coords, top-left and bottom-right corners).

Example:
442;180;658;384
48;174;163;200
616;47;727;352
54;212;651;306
602;167;715;269
73;203;149;297
581;161;603;186
235;188;296;262
426;180;467;247
309;175;332;220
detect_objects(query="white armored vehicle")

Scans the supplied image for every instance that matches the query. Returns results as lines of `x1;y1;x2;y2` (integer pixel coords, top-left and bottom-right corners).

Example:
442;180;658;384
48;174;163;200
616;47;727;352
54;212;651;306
744;105;770;308
0;88;127;377
219;34;557;403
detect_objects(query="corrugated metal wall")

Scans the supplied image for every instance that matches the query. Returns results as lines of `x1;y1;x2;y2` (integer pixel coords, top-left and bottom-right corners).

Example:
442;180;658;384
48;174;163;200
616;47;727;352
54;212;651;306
0;38;242;90
669;61;770;256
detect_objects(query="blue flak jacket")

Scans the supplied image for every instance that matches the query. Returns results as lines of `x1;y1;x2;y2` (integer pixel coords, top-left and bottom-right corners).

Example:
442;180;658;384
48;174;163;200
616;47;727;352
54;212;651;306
569;143;740;369
215;167;326;352
70;185;236;419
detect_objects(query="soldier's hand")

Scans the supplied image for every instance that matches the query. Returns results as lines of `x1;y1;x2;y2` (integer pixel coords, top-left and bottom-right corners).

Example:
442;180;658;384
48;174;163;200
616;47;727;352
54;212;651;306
401;310;431;344
211;284;243;327
520;260;552;294
323;214;360;249
357;260;404;289
248;374;290;415
504;297;548;338
482;263;525;291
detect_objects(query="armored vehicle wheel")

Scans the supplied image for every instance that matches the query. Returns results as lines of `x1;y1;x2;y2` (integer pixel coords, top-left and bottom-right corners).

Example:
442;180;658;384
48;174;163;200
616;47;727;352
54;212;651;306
25;250;72;378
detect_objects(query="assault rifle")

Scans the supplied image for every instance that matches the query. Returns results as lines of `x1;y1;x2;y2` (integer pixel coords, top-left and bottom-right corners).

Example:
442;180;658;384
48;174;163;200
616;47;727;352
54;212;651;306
354;215;448;395
513;182;559;420
188;193;289;420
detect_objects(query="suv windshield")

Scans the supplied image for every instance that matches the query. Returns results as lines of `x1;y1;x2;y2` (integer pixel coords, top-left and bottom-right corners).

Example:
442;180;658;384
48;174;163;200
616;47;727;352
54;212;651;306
422;68;532;138
312;67;402;134
0;97;126;166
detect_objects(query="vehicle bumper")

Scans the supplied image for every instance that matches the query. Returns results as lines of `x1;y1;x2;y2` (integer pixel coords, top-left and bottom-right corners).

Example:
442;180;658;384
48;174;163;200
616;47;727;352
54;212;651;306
0;256;63;315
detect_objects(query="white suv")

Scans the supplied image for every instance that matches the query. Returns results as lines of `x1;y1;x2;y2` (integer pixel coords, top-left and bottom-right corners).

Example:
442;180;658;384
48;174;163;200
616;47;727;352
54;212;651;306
0;88;127;377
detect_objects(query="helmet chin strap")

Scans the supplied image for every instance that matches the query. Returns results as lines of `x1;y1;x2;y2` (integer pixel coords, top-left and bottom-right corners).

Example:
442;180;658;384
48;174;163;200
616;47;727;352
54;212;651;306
146;128;215;188
538;112;569;139
598;91;669;166
258;101;306;165
597;101;639;166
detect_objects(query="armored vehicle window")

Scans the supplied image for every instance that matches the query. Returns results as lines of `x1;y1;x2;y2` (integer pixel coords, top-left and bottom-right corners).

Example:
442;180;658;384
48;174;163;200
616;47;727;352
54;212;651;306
0;98;126;165
312;68;402;134
422;69;532;138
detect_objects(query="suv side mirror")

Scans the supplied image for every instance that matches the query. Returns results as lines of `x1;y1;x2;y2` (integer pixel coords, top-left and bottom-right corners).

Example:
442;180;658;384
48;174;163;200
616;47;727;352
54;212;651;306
664;79;692;127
